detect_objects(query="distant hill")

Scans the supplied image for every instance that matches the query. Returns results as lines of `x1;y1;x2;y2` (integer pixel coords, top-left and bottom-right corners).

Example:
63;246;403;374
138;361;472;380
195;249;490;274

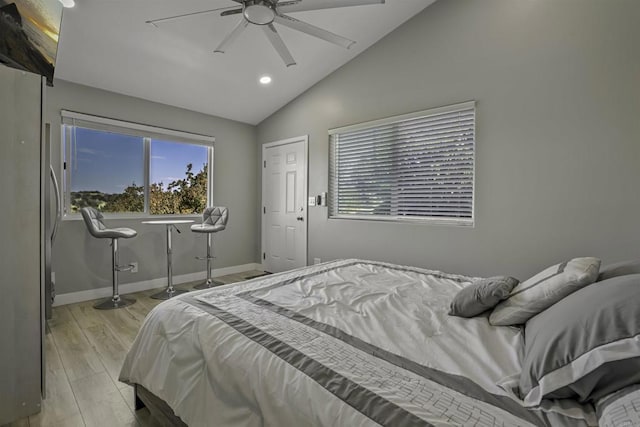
70;191;127;213
0;2;54;84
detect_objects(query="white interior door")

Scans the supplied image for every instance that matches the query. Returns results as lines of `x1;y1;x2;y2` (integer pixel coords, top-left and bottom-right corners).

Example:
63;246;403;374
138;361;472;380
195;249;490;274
262;136;308;273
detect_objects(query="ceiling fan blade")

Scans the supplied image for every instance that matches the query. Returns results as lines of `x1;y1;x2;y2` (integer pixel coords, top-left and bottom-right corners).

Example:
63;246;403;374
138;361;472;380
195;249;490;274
214;20;249;54
273;14;355;49
262;24;297;67
146;6;240;26
221;8;243;17
277;0;384;14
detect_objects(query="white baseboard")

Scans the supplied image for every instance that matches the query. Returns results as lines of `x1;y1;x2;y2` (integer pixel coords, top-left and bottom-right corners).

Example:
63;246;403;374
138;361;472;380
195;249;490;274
53;263;263;307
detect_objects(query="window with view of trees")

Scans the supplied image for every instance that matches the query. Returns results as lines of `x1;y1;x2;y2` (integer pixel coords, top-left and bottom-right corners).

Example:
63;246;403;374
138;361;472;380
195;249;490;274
62;112;213;216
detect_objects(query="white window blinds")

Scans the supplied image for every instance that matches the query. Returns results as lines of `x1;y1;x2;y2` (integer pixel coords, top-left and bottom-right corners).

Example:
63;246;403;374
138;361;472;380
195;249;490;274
329;101;475;225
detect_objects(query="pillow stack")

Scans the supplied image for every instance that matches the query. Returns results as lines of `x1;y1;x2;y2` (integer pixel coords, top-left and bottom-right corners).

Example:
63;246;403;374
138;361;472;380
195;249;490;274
449;257;640;406
519;272;640;406
508;258;640;407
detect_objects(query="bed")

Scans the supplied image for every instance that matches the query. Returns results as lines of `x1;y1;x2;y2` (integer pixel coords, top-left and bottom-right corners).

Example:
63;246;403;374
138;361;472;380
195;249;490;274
119;259;630;426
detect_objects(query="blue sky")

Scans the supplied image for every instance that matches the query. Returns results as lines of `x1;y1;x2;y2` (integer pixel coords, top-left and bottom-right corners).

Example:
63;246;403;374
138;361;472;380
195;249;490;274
151;139;208;188
71;128;208;194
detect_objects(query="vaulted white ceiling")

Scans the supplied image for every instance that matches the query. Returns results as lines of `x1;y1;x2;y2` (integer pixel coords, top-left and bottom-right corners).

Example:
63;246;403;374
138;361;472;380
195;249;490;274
55;0;435;124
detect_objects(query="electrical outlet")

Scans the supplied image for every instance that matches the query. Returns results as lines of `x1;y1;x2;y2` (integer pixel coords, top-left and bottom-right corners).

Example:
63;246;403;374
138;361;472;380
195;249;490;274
130;262;138;273
308;196;316;207
313;258;321;265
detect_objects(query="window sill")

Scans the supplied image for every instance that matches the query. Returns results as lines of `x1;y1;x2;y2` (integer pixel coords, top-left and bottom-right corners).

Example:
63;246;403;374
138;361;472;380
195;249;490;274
328;214;474;227
63;213;202;222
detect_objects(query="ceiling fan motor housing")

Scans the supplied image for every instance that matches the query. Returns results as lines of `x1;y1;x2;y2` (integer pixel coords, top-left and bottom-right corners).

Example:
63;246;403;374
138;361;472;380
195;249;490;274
243;0;276;25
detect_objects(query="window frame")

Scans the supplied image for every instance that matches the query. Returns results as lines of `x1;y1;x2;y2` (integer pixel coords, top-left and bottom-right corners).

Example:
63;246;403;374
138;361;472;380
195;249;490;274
60;110;215;220
328;101;476;227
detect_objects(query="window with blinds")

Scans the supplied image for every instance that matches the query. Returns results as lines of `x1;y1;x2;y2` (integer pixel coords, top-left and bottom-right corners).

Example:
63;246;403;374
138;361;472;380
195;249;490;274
329;101;475;225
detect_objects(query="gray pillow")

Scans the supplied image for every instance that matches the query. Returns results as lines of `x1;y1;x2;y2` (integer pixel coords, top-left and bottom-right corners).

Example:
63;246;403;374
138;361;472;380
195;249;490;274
519;274;640;407
597;259;640;281
449;276;519;318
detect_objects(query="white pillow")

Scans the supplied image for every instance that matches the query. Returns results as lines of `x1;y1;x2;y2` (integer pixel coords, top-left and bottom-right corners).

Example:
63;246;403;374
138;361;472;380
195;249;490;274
489;257;600;326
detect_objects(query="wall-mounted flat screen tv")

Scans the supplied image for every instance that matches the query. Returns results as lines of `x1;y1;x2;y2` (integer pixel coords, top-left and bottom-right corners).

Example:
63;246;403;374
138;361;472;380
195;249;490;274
0;0;63;85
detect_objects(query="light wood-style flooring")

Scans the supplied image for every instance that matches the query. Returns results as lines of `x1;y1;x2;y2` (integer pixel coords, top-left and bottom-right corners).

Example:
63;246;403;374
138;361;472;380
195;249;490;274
4;270;264;427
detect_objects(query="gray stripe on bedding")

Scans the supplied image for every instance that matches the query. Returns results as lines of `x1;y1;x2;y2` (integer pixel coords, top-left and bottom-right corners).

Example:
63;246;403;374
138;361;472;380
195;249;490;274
181;296;433;427
240;293;545;427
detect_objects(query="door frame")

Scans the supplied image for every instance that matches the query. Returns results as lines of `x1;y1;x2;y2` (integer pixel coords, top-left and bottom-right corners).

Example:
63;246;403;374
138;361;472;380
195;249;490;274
261;135;309;272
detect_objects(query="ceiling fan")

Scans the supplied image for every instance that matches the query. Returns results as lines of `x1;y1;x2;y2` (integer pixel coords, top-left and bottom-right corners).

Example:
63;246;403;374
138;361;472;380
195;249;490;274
147;0;386;67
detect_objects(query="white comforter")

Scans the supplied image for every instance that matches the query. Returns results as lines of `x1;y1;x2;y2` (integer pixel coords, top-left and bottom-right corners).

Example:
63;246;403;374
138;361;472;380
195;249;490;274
120;259;593;426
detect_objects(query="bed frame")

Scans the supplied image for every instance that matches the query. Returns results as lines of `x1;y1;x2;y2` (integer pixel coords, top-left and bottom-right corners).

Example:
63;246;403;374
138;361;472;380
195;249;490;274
134;384;187;427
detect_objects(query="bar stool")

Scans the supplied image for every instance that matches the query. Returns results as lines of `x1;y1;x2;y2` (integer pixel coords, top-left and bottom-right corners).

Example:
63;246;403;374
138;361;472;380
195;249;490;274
191;206;229;290
80;207;137;310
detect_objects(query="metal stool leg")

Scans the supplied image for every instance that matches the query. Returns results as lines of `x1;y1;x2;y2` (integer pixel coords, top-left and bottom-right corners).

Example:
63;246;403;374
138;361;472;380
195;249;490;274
194;233;223;290
151;224;189;300
94;238;136;310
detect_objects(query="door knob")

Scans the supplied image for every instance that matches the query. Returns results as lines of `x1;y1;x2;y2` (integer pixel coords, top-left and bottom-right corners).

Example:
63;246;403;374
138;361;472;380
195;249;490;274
296;216;304;221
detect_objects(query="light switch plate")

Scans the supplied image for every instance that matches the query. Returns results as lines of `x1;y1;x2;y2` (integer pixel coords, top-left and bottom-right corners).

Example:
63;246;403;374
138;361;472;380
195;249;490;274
308;196;316;206
319;192;328;207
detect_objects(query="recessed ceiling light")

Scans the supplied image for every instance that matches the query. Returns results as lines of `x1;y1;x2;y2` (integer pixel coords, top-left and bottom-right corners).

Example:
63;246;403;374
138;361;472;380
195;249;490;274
259;75;272;85
59;0;75;8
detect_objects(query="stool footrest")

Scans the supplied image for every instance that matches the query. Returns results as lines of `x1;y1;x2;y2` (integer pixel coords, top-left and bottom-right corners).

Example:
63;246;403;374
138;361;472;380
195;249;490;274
116;264;135;272
195;256;216;261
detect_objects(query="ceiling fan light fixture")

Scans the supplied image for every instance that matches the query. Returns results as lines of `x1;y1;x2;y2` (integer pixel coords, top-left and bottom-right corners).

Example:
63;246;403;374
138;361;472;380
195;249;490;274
259;75;272;85
243;1;275;25
148;0;385;67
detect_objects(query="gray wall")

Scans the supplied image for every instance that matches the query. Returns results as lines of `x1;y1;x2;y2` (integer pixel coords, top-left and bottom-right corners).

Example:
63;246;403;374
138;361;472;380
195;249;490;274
47;80;258;295
257;0;640;279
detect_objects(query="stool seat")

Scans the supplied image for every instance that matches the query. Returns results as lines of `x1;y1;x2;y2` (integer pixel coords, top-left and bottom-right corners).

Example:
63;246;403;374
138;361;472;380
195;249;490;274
190;223;225;233
93;227;137;239
81;209;137;240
